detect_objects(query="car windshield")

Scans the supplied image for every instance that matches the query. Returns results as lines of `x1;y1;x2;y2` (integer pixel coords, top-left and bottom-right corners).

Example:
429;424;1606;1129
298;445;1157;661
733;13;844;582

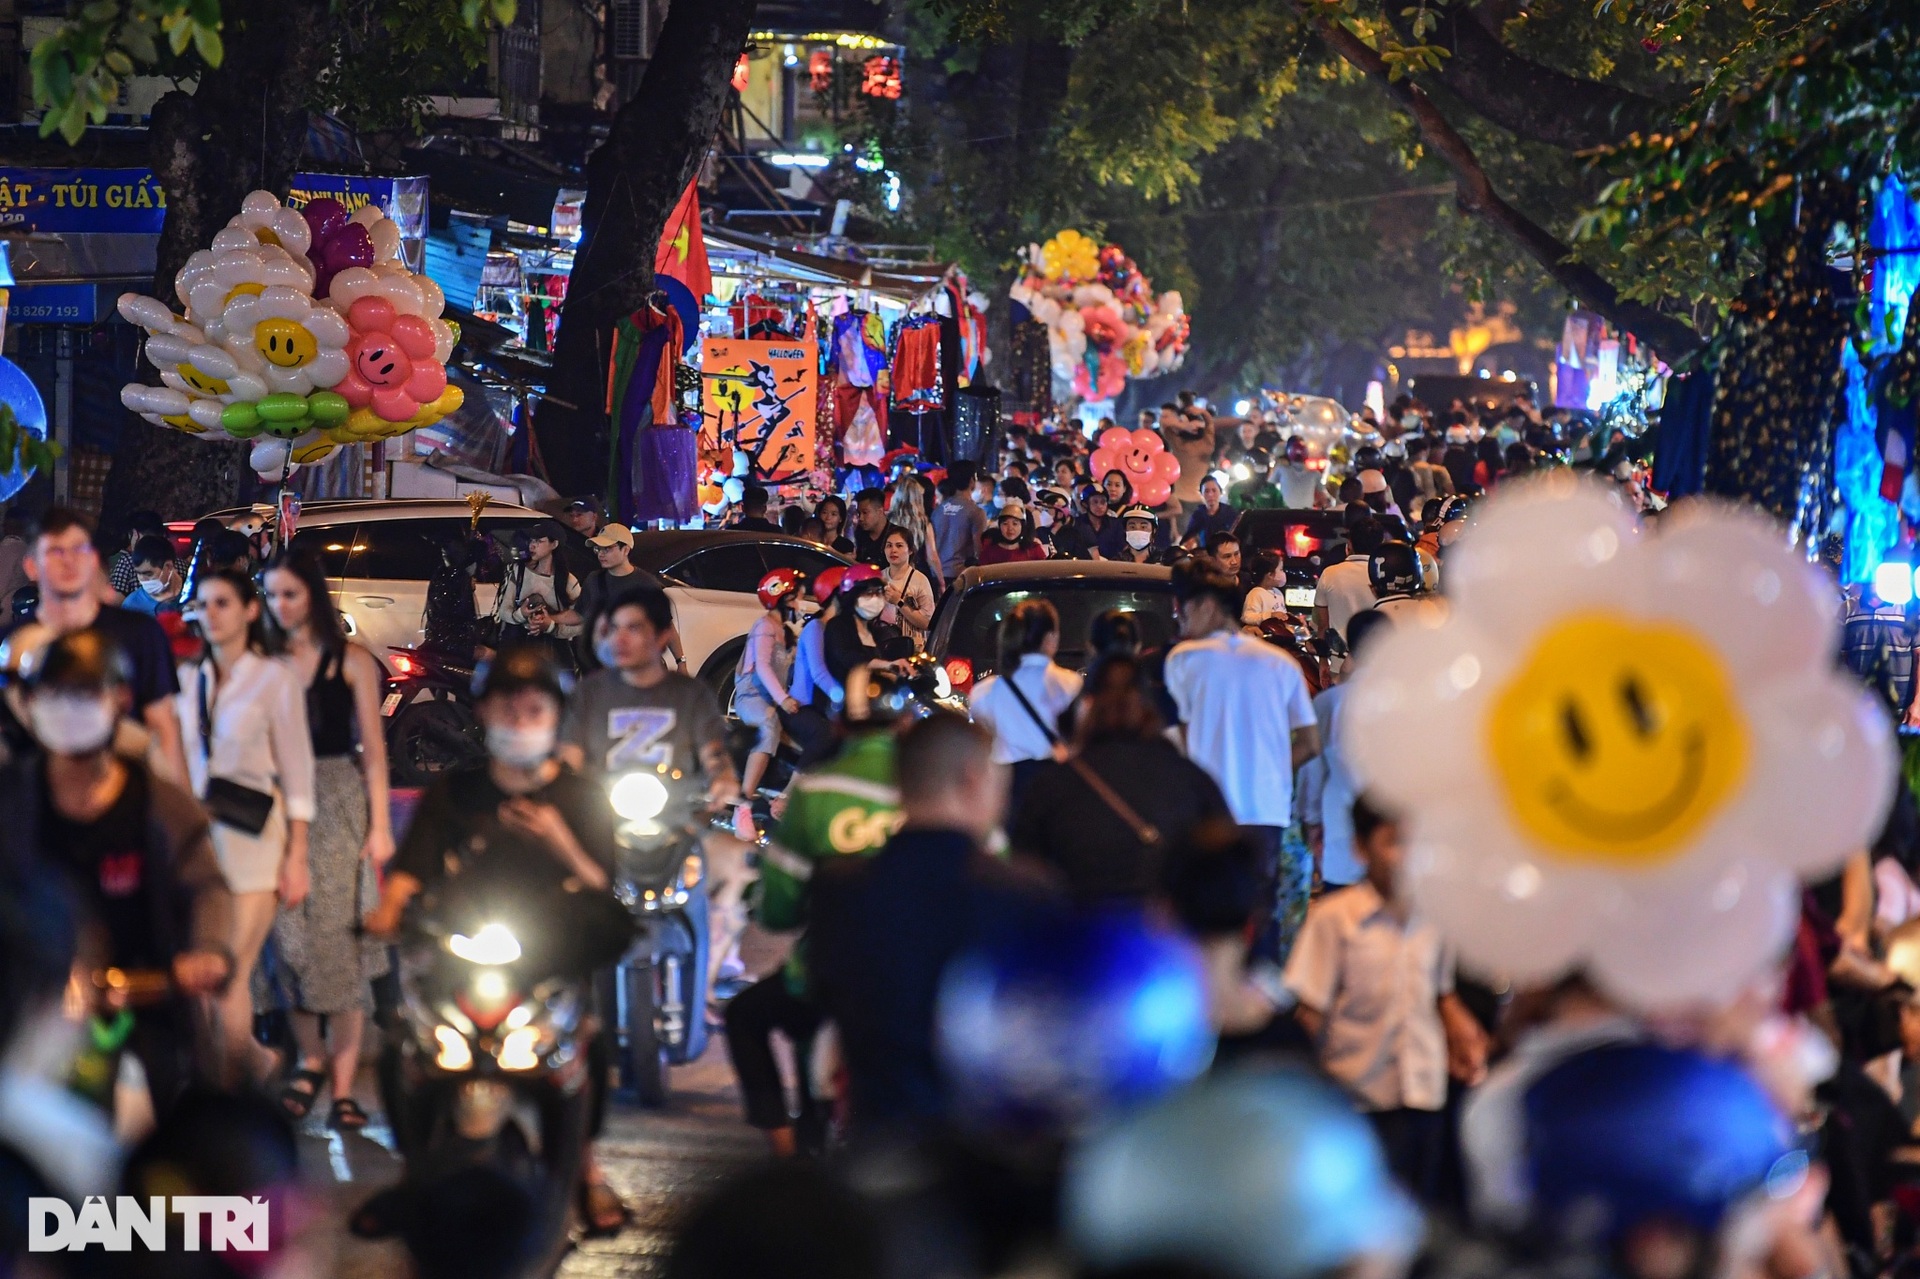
942;581;1177;674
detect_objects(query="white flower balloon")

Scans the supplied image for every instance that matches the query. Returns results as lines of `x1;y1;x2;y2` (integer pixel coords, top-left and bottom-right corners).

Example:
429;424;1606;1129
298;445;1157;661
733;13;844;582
226;190;314;261
222;285;351;395
1341;475;1895;1010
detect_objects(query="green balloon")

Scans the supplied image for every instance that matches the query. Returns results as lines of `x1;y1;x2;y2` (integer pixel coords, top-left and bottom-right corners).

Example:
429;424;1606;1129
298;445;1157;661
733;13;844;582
220;403;266;438
256;393;307;423
309;392;350;425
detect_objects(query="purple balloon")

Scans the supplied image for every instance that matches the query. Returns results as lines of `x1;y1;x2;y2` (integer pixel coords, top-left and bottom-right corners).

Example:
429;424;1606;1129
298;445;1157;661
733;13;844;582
312;222;375;295
302;197;349;240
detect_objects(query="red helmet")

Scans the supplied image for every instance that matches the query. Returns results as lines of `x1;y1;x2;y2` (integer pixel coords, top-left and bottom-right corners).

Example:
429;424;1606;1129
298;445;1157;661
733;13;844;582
757;567;801;611
836;563;884;595
812;565;849;603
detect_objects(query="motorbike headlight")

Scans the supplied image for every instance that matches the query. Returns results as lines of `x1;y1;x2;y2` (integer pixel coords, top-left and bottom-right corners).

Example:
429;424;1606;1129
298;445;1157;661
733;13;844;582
497;1025;542;1071
933;664;953;699
448;922;521;966
434;1024;474;1071
610;772;669;823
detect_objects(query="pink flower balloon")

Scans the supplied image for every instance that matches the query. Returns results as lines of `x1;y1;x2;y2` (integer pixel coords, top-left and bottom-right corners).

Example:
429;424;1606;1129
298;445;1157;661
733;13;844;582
1089;427;1181;508
335;297;447;422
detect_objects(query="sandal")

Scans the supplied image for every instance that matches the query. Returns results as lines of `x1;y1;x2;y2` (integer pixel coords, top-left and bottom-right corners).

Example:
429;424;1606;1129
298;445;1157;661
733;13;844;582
329;1097;370;1130
278;1067;326;1120
578;1180;630;1239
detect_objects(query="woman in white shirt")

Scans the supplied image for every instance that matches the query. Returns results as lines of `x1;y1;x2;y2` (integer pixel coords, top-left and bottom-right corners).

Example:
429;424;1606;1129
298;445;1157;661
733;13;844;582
178;567;315;1088
880;527;936;647
966;599;1084;810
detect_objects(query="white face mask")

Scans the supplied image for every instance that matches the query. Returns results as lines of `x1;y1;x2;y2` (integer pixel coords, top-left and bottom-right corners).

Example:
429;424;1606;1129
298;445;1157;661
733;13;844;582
486;723;556;768
1125;528;1153;551
138;575;170;597
855;595;886;621
29;694;117;756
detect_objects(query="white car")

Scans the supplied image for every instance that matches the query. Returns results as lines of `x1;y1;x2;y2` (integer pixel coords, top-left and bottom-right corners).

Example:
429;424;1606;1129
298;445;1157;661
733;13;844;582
195;500;851;691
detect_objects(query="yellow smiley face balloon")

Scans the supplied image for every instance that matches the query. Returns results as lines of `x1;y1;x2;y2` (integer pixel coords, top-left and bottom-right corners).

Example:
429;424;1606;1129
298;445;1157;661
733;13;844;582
175;362;230;396
1487;614;1749;864
255;317;318;368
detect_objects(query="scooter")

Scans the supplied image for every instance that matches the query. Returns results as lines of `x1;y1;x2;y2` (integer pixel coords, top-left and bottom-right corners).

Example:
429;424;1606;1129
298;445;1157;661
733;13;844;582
383;643;486;786
601;767;711;1108
373;908;599;1277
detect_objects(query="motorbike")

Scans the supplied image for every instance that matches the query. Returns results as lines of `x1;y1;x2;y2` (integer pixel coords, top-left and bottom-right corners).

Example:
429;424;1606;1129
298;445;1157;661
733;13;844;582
383;643;486;786
377;909;595;1277
601;767;711;1108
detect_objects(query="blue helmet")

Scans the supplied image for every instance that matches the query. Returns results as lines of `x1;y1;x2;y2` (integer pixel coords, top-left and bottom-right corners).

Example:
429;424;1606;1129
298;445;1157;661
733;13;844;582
935;907;1215;1136
1066;1067;1423;1279
1522;1042;1804;1244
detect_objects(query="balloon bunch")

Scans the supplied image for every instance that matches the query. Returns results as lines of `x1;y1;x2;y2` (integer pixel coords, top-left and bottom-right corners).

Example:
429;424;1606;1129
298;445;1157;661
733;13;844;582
1090;426;1181;508
1010;229;1189;401
117;190;464;479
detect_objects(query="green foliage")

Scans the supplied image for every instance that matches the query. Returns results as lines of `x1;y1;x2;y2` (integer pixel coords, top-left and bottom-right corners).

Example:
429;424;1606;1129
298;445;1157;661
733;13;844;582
318;0;496;134
0;404;61;482
29;0;511;142
29;0;224;143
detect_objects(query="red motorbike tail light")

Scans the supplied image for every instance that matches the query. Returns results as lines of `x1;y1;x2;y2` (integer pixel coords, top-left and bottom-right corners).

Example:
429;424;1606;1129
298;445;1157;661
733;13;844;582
944;657;974;694
390;651;419;676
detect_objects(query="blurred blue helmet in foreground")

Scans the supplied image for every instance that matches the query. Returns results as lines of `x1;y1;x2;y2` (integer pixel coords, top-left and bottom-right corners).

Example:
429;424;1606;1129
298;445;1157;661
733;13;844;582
936;907;1214;1135
1066;1067;1423;1279
1523;1042;1804;1245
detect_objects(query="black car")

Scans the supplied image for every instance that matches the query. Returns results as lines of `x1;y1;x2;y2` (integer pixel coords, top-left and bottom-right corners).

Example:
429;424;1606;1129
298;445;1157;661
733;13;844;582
1233;508;1350;612
927;559;1177;693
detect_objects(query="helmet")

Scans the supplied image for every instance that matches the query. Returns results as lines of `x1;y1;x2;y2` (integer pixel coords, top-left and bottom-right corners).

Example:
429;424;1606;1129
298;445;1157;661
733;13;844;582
756;566;801;612
29;628;133;692
844;663;917;727
1368;540;1427;597
1065;1067;1422;1279
1520;1042;1802;1244
1438;495;1471;525
936;907;1214;1137
472;642;572;702
1353;444;1384;472
837;563;885;596
811;565;848;604
1118;504;1159;525
1241;447;1272;475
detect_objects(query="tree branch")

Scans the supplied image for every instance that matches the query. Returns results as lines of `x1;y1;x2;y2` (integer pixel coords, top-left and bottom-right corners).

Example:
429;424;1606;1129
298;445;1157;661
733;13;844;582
1409;5;1675;151
1307;9;1703;358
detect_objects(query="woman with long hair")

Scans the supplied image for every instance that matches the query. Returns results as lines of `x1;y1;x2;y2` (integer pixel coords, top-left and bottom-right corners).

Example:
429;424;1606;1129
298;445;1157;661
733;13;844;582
1010;653;1229;901
177;567;314;1089
814;495;855;556
261;550;393;1128
885;478;944;595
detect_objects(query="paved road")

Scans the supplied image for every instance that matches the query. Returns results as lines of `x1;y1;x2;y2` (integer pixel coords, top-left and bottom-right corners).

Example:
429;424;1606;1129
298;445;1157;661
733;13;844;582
311;1039;760;1278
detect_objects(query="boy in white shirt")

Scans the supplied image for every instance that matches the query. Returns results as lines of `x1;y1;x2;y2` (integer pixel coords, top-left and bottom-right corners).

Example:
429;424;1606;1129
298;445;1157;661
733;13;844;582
1285;794;1486;1203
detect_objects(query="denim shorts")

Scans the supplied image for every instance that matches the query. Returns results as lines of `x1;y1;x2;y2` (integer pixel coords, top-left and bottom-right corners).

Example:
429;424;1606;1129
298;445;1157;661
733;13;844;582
734;683;781;755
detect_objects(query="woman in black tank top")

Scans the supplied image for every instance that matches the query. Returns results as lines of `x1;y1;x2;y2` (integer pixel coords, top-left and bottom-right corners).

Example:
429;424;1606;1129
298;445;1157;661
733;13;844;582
261;551;393;1130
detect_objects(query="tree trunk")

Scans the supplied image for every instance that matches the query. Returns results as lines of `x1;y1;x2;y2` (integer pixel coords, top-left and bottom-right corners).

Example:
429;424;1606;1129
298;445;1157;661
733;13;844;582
99;0;333;534
533;0;759;501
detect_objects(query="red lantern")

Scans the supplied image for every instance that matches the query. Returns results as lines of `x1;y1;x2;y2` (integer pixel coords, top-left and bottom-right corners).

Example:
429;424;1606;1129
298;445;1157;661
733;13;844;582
808;49;833;93
860;55;902;100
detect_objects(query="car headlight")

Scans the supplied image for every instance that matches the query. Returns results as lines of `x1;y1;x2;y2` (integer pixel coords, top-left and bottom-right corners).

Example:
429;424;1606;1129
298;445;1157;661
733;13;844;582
448;922;521;966
610;772;669;823
434;1024;473;1071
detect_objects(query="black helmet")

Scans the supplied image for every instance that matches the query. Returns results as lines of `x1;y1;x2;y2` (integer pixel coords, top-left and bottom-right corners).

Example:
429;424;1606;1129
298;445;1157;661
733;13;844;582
1353;444;1384;472
31;628;133;692
1369;540;1427;597
1241;448;1272;476
472;642;572;702
844;663;917;727
1089;607;1143;658
1437;495;1471;525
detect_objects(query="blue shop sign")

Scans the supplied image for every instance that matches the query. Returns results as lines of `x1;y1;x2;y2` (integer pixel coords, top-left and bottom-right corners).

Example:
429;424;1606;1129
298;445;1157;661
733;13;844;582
0;168;168;234
9;283;104;323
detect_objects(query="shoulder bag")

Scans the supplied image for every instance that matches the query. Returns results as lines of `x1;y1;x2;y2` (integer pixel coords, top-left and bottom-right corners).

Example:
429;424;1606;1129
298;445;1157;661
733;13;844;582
196;663;275;836
1003;670;1071;764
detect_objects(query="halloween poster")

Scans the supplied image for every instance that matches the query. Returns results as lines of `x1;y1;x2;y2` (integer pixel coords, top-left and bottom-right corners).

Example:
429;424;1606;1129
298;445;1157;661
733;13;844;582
700;339;817;484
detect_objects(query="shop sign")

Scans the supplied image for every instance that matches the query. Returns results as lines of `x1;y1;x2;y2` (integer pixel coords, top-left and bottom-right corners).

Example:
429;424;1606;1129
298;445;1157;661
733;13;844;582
700;338;818;484
0;168;168;234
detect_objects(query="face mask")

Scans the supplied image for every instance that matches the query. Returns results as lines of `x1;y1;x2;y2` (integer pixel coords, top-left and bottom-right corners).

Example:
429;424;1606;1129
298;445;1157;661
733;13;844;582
1125;529;1152;551
855;595;886;621
1400;414;1421;430
29;695;117;755
138;576;169;597
486;723;556;768
594;635;619;669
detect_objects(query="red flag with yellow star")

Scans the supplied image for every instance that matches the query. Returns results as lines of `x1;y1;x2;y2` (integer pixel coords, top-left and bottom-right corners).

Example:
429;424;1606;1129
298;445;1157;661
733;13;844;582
654;180;712;300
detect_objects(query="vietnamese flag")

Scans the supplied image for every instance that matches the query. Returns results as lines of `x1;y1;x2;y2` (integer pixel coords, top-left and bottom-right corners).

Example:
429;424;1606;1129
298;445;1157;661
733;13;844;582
655;180;712;301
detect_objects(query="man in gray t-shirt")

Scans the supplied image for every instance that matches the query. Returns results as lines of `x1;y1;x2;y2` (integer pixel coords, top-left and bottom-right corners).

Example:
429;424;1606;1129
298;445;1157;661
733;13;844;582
563;667;728;784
